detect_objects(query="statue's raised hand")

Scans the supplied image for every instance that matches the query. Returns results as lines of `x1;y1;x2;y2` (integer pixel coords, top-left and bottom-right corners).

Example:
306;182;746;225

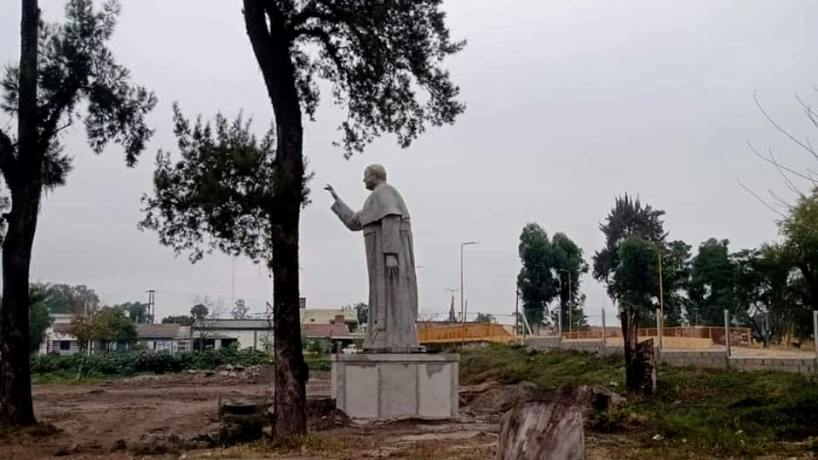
324;184;339;200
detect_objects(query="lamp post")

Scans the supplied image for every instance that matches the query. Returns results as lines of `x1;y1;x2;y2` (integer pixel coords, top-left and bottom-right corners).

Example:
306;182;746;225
460;241;478;323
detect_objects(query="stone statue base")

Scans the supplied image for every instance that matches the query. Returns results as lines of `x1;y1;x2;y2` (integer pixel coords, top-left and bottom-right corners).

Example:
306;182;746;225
331;353;459;420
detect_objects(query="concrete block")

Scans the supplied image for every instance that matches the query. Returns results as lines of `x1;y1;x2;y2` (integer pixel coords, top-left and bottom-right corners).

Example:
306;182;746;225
331;353;458;420
344;363;379;419
418;362;458;418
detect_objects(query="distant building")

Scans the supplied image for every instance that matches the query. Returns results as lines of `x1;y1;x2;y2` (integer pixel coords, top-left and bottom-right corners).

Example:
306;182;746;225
37;305;356;355
135;323;191;353
40;313;81;355
190;315;353;352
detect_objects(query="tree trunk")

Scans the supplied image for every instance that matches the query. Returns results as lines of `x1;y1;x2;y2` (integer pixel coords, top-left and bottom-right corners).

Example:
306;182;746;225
0;187;40;426
620;305;640;394
0;0;40;427
270;213;307;442
242;0;308;442
496;400;585;460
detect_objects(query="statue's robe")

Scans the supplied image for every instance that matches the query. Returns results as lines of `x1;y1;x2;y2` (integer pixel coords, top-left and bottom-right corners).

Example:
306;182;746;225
331;183;419;352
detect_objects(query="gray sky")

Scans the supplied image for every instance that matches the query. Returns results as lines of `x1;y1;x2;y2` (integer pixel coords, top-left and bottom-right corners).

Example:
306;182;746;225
2;0;818;324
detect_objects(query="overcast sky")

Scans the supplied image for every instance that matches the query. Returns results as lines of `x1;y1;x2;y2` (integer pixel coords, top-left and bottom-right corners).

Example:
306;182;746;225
2;0;818;324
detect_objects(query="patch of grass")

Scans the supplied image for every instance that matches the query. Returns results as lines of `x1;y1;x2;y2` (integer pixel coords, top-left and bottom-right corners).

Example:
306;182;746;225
31;371;115;385
460;344;624;390
460;344;818;457
305;354;331;372
212;433;363;458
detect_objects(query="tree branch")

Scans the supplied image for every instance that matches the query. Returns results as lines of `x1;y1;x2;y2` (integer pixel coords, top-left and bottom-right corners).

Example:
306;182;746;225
243;0;276;76
755;91;818;163
747;140;816;185
296;27;345;72
38;88;78;152
737;178;788;218
795;93;818;129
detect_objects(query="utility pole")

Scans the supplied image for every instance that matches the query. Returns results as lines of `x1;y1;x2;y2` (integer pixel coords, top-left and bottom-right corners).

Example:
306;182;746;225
445;288;459;323
460;241;478;323
146;290;156;324
515;289;520;337
568;272;573;333
658;250;664;351
724;309;731;358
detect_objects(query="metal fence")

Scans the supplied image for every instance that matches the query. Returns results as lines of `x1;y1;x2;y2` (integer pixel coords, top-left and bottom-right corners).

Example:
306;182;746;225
561;326;752;347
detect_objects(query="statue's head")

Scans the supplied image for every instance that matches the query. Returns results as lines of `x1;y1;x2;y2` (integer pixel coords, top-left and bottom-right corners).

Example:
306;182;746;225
363;164;387;190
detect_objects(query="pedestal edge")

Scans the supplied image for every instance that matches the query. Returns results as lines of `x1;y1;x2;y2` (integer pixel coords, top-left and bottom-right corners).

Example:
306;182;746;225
331;353;460;363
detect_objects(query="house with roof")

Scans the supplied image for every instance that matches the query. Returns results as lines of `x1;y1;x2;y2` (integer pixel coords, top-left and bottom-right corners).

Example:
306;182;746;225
189;315;353;352
135;323;191;353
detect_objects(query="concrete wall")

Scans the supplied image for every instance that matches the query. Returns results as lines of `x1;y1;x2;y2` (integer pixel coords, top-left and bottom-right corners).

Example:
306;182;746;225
658;351;727;370
526;338;818;375
730;357;817;375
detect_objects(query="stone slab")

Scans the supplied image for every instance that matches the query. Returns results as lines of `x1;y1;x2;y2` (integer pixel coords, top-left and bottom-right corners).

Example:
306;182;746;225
331;353;459;420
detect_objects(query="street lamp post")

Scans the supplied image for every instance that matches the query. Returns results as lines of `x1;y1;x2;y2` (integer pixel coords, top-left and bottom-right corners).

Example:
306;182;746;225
460;241;478;323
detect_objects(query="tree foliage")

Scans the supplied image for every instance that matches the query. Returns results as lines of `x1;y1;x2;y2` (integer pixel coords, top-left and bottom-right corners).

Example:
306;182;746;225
610;238;658;313
232;299;250;319
0;285;53;354
659;240;692;327
593;194;665;291
688;238;737;325
254;0;466;156
190;304;209;322
0;0;156;185
140;107;280;265
551;232;589;330
517;223;558;329
353;302;368;326
516;223;589;331
68;306;137;351
781;189;818;309
33;283;100;314
474;312;495;323
111;301;150;324
161;315;194;326
27;285;52;354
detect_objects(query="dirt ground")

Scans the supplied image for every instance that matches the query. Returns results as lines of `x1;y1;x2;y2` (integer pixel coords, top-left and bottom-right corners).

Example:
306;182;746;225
2;367;504;460
0;367;810;459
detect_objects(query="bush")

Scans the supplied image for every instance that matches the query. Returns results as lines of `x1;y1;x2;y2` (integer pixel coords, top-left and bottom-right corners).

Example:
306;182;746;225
32;348;272;377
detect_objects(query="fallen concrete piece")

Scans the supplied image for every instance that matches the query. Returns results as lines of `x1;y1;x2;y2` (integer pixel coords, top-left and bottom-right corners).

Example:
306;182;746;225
496;399;585;460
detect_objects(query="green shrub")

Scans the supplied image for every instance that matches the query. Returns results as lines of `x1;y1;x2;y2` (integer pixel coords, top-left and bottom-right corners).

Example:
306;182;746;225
32;348;272;377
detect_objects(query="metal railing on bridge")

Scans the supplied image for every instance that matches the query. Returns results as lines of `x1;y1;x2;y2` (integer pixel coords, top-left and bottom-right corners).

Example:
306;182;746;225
417;322;517;344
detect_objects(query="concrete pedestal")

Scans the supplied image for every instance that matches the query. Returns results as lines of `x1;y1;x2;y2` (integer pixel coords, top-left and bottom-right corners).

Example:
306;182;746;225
331;353;459;420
